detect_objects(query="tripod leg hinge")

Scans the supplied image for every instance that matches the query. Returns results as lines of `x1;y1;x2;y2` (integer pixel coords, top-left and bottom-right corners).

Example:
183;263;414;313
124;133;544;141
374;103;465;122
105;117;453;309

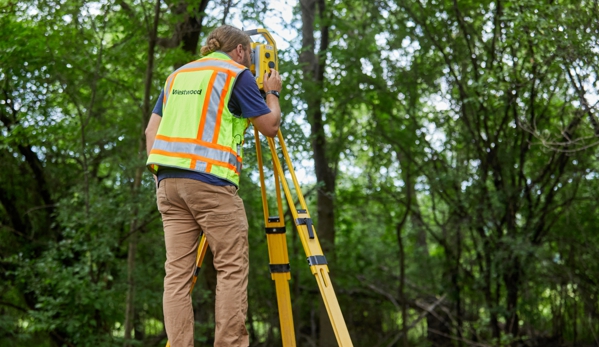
265;227;286;234
269;263;291;273
296;217;315;239
307;255;327;266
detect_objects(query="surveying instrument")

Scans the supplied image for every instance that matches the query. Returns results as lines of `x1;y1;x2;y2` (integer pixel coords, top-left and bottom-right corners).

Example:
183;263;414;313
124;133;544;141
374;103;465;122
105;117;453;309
165;29;353;347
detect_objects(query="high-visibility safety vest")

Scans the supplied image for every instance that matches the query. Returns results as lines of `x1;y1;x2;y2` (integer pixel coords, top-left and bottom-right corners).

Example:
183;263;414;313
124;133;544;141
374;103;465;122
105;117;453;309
146;52;250;186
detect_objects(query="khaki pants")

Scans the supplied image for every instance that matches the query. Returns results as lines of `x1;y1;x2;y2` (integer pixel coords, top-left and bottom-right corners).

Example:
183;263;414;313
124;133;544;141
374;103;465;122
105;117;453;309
156;178;249;347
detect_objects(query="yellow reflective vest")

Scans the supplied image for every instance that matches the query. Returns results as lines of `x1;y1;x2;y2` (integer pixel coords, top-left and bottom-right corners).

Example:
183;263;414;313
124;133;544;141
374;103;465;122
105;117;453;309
146;52;249;186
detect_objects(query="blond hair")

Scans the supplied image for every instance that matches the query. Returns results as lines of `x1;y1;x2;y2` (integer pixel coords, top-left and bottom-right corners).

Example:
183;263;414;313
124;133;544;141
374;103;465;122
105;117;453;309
200;25;251;56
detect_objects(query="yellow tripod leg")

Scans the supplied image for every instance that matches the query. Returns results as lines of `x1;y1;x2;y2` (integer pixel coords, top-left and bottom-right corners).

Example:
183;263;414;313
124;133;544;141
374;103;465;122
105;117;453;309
165;233;209;347
255;128;297;347
264;131;353;346
265;216;296;347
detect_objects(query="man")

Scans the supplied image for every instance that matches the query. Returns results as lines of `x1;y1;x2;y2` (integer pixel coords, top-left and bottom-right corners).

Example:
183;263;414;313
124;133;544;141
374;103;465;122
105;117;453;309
145;25;282;347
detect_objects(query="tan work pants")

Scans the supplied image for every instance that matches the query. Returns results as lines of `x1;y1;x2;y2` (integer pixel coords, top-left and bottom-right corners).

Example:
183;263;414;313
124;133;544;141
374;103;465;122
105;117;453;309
156;178;249;347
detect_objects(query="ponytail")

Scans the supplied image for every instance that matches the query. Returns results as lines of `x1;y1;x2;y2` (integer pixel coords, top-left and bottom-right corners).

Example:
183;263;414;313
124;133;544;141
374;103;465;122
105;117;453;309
200;25;251;56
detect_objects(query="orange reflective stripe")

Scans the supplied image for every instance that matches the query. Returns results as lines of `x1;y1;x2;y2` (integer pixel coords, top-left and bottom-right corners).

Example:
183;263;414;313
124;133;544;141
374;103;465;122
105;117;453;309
150;149;239;173
212;73;233;143
154;134;241;161
198;71;217;140
153;139;241;171
206;163;213;173
167;74;176;97
163;74;177;106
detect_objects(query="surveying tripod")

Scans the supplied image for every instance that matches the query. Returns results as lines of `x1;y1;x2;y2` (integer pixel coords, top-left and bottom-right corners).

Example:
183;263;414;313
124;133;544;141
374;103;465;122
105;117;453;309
165;128;353;347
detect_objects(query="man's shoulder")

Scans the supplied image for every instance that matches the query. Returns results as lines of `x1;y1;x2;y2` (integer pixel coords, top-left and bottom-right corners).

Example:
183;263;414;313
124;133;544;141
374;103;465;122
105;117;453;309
232;70;262;97
230;70;270;118
235;70;256;85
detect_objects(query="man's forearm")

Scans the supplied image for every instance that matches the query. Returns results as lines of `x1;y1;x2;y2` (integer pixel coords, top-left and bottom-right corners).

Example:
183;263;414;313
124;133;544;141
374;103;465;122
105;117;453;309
146;113;162;156
265;94;281;129
146;131;156;157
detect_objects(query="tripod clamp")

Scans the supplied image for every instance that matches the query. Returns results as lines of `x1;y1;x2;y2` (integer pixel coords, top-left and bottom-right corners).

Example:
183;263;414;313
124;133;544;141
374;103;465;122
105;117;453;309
265;216;286;234
295;209;315;239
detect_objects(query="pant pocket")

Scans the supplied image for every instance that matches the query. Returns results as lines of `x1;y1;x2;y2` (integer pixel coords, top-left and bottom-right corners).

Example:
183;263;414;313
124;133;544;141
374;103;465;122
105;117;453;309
156;181;172;214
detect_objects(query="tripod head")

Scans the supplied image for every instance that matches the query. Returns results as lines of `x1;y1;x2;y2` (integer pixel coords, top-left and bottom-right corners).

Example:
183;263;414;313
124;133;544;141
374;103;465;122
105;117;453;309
243;28;279;91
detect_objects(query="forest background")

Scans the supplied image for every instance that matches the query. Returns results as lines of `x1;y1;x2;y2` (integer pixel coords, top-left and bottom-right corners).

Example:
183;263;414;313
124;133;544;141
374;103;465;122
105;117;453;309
1;0;599;346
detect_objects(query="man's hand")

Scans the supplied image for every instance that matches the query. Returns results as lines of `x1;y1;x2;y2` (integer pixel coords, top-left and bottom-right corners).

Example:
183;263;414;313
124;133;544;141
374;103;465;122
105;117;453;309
252;69;282;138
263;69;282;93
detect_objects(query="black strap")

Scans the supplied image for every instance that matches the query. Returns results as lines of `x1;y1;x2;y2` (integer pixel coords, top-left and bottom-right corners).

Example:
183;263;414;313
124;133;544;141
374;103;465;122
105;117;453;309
266;226;286;234
266;216;285;234
307;255;327;266
269;264;291;273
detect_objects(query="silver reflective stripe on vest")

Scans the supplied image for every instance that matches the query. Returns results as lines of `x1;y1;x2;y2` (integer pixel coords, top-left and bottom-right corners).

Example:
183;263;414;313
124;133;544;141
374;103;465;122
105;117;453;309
194;160;207;172
174;58;244;74
153;139;242;173
201;71;227;142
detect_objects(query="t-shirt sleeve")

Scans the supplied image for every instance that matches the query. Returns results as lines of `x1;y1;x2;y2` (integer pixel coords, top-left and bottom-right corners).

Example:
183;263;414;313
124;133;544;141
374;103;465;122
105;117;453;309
152;89;164;116
228;70;271;118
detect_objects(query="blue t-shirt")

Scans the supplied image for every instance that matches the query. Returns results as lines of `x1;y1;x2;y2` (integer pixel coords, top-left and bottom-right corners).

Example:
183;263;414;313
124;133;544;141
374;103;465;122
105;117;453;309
152;69;270;187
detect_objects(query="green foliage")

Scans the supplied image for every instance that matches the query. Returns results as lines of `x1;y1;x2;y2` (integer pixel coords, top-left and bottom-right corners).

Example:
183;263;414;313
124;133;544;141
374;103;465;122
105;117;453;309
2;0;599;346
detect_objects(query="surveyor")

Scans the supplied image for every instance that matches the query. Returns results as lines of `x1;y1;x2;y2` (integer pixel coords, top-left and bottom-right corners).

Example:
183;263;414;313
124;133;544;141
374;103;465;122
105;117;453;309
145;25;282;347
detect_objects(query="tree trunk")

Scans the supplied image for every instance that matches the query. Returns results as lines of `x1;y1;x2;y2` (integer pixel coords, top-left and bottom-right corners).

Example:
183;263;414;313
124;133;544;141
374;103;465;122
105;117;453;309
454;227;463;347
160;0;210;69
503;257;521;339
124;0;161;343
299;0;337;346
397;222;408;347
